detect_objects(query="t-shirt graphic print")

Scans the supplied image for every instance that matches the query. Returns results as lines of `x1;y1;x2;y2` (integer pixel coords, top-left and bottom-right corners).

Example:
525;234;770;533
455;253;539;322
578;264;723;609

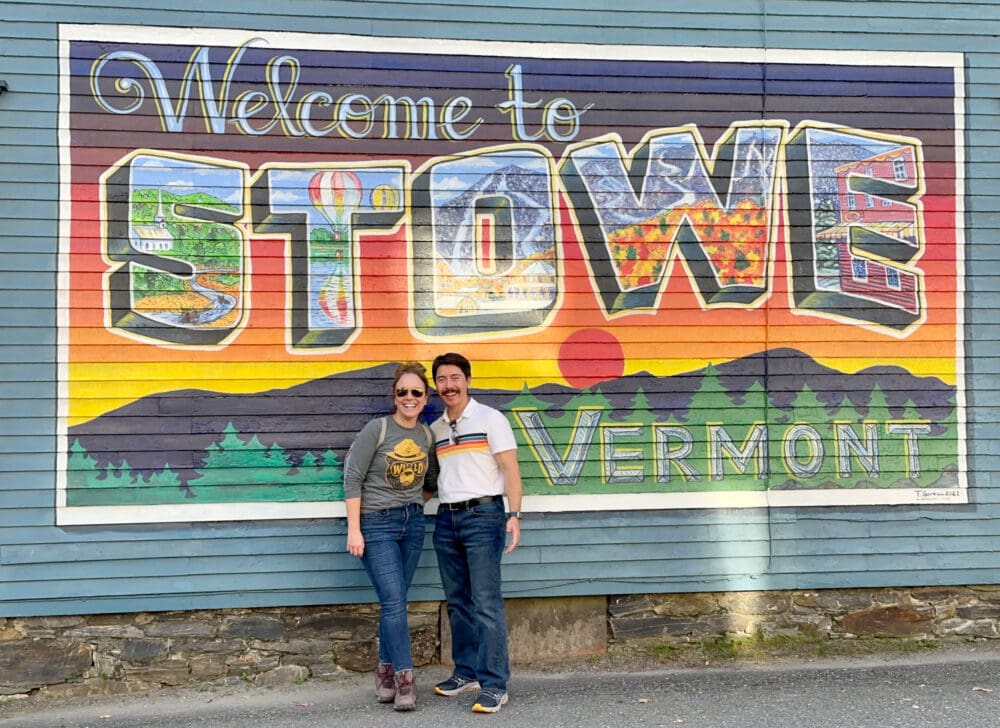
385;438;428;490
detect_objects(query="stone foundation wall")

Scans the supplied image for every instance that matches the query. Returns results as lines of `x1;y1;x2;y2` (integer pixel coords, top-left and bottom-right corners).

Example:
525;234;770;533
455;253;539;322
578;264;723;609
0;603;441;700
609;585;1000;642
2;585;998;700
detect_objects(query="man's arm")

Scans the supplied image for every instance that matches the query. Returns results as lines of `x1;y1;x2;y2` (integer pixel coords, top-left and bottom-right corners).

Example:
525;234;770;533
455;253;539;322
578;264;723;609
495;448;522;554
422;440;439;503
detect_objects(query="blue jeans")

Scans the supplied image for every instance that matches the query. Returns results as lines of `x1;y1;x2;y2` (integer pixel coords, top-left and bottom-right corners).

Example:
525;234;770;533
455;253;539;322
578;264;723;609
433;498;509;692
359;502;425;671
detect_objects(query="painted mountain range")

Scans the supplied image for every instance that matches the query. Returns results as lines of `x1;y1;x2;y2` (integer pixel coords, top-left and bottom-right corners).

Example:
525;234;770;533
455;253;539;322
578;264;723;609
66;347;956;494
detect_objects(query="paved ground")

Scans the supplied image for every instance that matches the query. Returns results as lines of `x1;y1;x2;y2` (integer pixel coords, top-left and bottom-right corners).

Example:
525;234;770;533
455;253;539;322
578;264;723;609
2;643;1000;728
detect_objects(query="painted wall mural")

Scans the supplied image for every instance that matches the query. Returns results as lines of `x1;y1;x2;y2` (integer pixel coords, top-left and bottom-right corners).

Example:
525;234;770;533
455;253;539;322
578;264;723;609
56;26;967;525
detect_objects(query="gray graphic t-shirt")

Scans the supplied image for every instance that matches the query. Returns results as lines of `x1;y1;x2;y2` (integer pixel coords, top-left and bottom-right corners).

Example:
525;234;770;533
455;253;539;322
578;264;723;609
344;417;437;512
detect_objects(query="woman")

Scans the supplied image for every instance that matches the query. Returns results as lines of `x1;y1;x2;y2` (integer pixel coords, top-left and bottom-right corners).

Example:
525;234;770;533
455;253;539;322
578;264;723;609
344;361;437;711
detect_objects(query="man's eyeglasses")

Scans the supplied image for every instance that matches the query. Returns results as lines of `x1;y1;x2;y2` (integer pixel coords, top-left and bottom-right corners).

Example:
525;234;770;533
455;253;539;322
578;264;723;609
449;419;459;444
395;388;425;398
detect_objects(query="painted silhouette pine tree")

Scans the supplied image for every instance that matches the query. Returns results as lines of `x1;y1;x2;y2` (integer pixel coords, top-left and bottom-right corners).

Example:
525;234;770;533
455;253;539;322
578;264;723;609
865;384;892;421
101;460;134;487
320;448;345;482
686;364;730;427
740;380;770;422
625;386;659;460
282;450;346;499
828;393;859;422
192;423;286;487
142;466;182;488
66;439;101;489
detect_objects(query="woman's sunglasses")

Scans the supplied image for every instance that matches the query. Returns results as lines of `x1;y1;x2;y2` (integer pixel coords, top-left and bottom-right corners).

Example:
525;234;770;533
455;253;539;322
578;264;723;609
395;388;425;398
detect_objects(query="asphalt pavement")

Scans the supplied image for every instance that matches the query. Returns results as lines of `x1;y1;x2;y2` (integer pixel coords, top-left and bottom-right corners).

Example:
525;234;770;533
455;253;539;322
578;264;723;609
2;646;999;728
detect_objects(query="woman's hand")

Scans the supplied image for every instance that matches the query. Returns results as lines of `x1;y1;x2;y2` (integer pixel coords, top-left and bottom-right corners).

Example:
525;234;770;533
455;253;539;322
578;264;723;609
347;529;365;558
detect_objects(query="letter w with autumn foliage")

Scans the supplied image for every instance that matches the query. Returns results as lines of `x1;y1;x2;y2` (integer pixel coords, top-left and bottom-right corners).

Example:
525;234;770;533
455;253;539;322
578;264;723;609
560;122;787;316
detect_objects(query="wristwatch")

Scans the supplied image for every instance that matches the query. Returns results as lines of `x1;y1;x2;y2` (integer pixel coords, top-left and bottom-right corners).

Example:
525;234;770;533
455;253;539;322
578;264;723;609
508;511;522;519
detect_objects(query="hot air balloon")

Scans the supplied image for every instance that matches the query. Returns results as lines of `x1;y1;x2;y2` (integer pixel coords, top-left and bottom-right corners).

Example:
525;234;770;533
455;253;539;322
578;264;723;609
371;183;401;211
308;170;363;241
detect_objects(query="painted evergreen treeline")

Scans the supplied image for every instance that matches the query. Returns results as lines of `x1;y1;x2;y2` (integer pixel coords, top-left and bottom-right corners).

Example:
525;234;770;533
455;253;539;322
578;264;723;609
65;349;958;505
68;424;344;505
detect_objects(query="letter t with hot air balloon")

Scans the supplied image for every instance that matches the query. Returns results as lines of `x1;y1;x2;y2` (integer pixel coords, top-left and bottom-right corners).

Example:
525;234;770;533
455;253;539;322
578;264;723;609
306;170;361;328
297;167;406;333
248;165;406;338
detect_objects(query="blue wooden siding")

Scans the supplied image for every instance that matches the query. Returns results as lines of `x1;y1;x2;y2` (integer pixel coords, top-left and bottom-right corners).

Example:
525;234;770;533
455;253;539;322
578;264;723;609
2;0;999;617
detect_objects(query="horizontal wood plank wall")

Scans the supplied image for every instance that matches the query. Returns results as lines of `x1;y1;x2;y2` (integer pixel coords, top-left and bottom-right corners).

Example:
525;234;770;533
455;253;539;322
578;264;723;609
2;0;998;616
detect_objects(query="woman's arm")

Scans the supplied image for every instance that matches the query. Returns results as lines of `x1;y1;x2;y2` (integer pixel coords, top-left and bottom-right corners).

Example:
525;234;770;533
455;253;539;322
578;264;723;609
345;496;364;557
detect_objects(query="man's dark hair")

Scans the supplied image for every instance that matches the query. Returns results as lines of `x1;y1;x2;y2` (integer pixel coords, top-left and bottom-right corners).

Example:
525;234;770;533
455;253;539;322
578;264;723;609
432;352;472;380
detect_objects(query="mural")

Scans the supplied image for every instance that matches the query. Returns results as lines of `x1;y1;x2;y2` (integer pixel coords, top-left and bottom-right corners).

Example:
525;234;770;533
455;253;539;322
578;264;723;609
56;26;967;524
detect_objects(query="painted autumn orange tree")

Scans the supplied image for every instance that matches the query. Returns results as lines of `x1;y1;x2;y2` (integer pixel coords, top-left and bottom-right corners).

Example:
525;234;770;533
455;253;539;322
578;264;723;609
607;199;769;290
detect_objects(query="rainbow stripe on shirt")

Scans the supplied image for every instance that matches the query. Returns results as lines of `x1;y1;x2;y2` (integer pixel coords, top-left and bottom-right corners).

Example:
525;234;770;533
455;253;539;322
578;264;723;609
435;432;491;459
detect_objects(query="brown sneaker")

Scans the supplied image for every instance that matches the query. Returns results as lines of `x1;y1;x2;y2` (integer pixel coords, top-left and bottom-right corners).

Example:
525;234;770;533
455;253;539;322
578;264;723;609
375;663;395;703
394;669;416;711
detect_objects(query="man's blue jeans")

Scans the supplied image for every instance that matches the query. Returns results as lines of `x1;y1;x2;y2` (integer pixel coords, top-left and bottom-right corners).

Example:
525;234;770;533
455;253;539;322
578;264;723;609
433;498;509;692
359;501;425;671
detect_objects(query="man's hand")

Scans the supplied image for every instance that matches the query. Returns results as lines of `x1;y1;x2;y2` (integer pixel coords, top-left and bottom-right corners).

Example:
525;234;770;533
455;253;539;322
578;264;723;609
504;515;521;554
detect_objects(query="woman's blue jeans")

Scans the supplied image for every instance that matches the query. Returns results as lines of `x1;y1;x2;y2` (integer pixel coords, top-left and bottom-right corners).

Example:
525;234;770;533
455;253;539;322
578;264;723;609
359;502;425;671
432;498;510;692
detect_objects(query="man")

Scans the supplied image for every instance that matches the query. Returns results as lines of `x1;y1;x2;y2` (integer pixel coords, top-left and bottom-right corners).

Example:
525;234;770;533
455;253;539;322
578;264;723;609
429;352;523;714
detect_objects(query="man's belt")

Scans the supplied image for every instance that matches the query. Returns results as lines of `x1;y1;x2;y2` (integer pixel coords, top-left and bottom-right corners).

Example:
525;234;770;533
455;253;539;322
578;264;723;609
438;494;503;511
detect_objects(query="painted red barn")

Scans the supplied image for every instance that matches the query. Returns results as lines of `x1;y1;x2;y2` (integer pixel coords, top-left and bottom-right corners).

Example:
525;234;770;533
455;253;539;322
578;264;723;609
816;146;921;315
